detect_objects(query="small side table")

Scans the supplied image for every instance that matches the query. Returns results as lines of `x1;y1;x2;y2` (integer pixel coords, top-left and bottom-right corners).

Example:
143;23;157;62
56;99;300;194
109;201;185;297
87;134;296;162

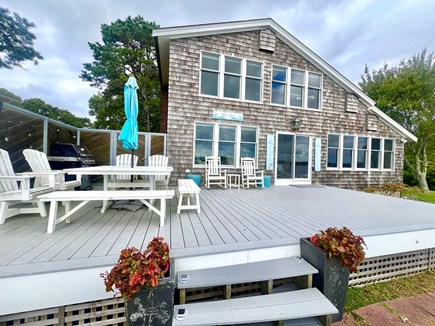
227;174;240;189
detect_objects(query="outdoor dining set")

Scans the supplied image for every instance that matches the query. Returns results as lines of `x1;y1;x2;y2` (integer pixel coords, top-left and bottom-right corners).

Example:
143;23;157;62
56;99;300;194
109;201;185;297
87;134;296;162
0;148;265;234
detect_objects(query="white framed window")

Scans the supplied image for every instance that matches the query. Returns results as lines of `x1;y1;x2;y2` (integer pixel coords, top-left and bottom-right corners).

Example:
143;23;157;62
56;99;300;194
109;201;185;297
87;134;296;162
357;136;368;169
193;122;258;167
370;138;382;169
200;51;262;102
271;65;287;105
200;52;220;96
327;134;340;168
342;135;355;169
327;134;394;171
271;66;322;110
224;56;241;99
383;139;394;169
245;60;262;102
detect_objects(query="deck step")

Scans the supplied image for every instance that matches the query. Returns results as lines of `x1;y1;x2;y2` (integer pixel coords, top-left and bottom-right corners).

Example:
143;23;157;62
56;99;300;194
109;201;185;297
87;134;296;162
172;288;338;325
176;256;317;289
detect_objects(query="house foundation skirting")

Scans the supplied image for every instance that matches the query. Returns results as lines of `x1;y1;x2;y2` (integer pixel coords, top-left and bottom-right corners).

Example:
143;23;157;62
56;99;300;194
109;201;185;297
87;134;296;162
1;247;434;325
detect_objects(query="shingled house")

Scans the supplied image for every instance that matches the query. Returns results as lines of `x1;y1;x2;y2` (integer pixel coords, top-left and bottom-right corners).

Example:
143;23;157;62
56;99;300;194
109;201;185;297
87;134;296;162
153;18;415;189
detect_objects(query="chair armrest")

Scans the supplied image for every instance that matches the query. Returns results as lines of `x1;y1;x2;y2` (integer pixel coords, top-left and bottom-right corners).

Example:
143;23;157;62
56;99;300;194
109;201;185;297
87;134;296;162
0;175;32;181
17;172;57;188
256;170;264;176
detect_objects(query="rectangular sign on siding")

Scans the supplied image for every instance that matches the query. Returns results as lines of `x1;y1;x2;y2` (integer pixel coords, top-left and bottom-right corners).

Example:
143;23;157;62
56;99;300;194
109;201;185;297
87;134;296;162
266;134;274;171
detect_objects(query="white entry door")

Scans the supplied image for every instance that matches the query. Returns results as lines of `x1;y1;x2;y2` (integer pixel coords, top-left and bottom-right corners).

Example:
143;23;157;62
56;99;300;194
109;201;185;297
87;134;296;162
275;132;312;185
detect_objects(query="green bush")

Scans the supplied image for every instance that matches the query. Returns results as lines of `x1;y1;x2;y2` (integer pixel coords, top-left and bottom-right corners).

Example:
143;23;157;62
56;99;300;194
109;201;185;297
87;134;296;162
364;182;421;199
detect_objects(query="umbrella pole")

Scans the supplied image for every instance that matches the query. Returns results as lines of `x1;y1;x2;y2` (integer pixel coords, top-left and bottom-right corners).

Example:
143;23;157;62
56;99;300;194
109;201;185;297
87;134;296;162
131;149;134;182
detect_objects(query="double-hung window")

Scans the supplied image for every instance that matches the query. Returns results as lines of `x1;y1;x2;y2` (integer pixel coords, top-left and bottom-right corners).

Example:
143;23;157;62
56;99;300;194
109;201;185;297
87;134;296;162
200;52;220;96
327;134;340;168
194;123;258;167
383;139;394;169
370;138;382;169
194;124;214;164
342;136;355;169
224;57;241;99
218;125;236;165
271;65;287;105
245;61;262;102
200;52;262;102
271;66;322;109
357;137;368;169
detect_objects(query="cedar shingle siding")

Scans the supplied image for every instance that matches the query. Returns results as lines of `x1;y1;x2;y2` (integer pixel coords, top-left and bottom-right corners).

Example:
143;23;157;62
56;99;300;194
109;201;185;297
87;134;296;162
163;29;403;189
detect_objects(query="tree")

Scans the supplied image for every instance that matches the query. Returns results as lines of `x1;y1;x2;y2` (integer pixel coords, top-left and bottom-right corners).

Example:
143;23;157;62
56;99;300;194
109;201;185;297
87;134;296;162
80;16;160;132
0;7;43;69
360;49;435;192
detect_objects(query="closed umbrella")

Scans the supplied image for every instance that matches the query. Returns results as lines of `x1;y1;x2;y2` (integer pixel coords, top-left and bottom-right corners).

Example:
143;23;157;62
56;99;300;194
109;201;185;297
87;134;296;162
118;76;139;169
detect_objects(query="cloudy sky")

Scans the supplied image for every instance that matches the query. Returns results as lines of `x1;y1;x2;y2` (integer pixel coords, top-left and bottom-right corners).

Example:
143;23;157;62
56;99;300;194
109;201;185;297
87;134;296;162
1;0;434;118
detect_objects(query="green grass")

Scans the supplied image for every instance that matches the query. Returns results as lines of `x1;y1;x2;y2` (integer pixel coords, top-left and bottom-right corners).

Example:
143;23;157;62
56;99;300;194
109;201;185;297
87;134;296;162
416;190;435;203
345;270;435;312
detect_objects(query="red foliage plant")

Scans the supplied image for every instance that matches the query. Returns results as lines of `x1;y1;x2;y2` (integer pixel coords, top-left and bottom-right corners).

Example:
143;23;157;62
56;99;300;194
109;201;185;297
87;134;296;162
310;227;367;273
101;237;170;300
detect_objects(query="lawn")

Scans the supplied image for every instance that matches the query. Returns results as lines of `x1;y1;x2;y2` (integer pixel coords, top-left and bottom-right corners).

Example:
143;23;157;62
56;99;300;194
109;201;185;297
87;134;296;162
416;190;435;203
345;270;435;312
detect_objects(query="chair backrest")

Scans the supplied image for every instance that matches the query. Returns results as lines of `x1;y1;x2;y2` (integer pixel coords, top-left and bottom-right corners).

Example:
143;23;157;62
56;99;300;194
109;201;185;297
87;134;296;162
115;154;139;180
241;157;256;177
23;149;53;187
148;155;169;181
0;148;20;193
205;156;222;176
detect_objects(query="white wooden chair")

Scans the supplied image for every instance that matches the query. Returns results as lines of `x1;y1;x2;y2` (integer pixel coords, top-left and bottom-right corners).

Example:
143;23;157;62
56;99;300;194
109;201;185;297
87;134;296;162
241;157;264;188
115;154;139;180
148;155;170;188
0;148;55;224
23;149;81;190
205;156;227;189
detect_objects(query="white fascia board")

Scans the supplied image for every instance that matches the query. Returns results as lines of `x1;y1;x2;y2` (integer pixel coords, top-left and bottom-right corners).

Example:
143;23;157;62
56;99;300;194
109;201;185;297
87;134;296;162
368;106;418;142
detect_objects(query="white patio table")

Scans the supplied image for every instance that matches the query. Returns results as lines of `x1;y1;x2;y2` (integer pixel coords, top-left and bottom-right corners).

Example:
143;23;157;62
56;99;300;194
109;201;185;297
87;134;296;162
64;165;173;213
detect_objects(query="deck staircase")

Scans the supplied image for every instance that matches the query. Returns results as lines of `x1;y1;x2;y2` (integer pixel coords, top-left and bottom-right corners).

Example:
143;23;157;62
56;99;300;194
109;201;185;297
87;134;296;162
172;256;338;326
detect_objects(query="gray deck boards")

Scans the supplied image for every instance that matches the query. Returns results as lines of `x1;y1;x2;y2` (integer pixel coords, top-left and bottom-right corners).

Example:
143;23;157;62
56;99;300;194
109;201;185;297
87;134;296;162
1;185;434;278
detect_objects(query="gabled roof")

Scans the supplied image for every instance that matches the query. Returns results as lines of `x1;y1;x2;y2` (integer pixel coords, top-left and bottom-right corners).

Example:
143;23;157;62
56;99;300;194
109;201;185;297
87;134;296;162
153;18;416;142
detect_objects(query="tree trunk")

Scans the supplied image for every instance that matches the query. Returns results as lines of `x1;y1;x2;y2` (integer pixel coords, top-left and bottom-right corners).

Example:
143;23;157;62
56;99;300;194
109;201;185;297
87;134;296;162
406;140;430;193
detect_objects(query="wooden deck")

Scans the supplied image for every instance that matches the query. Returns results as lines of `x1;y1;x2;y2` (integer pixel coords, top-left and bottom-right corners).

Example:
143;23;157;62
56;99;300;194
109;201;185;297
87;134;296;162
1;185;435;316
1;185;434;279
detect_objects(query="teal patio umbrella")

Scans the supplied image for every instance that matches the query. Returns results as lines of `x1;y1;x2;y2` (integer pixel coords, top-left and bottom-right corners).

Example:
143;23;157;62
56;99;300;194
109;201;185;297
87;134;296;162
118;76;139;169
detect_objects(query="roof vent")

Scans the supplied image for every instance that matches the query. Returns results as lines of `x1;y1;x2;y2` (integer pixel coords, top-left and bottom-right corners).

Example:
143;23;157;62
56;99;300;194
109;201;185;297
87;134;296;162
259;29;276;53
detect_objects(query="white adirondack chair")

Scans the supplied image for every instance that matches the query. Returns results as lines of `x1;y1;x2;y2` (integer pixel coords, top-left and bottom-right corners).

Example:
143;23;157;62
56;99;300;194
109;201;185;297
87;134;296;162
241;157;264;188
0;148;55;224
115;154;139;180
23;149;81;190
205;156;227;189
148;155;170;188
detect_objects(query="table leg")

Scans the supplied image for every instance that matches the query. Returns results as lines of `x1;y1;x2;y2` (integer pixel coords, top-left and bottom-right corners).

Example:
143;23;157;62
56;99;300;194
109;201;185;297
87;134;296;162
150;175;156;205
101;175;109;213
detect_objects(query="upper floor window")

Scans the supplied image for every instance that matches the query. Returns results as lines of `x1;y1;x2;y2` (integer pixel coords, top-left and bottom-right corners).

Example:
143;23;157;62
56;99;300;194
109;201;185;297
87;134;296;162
200;52;220;96
200;52;262;102
271;65;322;110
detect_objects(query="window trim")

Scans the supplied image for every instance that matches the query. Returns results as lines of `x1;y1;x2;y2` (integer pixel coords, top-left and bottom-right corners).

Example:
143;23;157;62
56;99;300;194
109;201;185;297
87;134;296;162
199;51;263;103
326;134;395;172
193;122;259;168
271;65;323;110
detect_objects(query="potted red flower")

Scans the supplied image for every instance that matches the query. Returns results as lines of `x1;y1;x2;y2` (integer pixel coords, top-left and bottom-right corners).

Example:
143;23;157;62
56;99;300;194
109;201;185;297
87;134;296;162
300;227;367;322
101;237;174;326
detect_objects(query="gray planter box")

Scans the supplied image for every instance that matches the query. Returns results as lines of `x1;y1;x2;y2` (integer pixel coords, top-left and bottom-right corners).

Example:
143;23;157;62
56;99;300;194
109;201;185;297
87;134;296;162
126;275;175;326
300;238;350;322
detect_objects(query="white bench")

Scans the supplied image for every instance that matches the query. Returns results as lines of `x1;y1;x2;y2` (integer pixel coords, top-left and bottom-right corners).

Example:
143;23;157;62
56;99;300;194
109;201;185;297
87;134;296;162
38;190;175;233
177;179;201;215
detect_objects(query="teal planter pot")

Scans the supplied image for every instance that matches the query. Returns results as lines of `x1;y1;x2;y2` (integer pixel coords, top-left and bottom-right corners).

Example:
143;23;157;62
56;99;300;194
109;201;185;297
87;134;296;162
186;174;201;187
258;175;271;188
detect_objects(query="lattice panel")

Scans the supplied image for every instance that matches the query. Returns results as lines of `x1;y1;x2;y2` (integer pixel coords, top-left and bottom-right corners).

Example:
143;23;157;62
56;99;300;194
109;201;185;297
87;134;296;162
0;298;126;326
349;248;433;286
